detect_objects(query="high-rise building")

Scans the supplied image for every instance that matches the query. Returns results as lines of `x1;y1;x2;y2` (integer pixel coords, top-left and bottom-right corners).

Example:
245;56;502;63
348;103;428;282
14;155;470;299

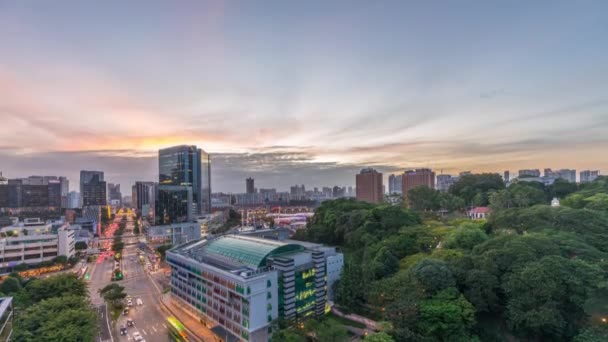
159;145;210;214
503;171;510;183
388;174;403;194
544;168;576;183
290;185;306;200
81;172;106;206
402;169;436;196
132;182;156;213
201;150;212;213
67;191;80;209
580;170;600;183
167;235;343;342
107;183;122;205
436;174;455;192
356;168;383;204
154;185;193;225
246;177;255;194
0;178;63;209
518;169;541;178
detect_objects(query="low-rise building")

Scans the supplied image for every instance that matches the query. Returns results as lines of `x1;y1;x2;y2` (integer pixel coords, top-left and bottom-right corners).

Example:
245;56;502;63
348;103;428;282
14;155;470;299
0;226;75;272
145;222;201;246
167;235;344;342
468;207;491;220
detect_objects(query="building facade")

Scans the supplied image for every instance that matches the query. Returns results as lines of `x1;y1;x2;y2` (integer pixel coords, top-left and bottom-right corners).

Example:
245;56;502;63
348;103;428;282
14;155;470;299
167;236;343;342
388;174;403;194
402;169;436;196
0;225;75;272
145;222;201;246
80;171;106;206
246;178;255;194
132;181;156;216
544;168;576;183
0;297;13;341
580;170;600;183
154;185;193;225
356;168;383;204
518;169;541;178
159;145;208;214
108;183;122;205
436;174;454;192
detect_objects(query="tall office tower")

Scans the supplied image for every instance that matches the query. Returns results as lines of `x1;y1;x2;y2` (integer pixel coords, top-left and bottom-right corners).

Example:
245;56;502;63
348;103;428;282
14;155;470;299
59;177;69;208
107;183;122;205
154;185;193;225
246;177;255;194
580;170;600;183
80;170;104;207
356;168;383;203
557;169;576;183
518;169;541;178
436;174;455;192
47;180;62;208
402;168;436;196
67;191;80;209
81;173;107;206
159;145;211;214
504;171;510;183
201;150;211;213
132;181;155;213
290;185;306;200
388;174;403;194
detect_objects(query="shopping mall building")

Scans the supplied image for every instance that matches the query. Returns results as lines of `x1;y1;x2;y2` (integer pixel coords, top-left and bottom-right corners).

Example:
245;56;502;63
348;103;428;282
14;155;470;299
166;235;343;341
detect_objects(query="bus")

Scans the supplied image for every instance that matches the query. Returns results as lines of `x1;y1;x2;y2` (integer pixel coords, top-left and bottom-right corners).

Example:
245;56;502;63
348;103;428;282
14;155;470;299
167;316;188;341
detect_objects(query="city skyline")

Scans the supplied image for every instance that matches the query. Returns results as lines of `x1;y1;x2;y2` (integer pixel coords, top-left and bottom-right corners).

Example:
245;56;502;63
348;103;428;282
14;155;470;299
1;1;608;192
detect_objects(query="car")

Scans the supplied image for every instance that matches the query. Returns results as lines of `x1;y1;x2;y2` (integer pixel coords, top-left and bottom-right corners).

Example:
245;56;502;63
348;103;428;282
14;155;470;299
127;319;134;327
120;326;127;336
123;308;129;315
132;331;144;342
136;298;143;306
127;301;133;307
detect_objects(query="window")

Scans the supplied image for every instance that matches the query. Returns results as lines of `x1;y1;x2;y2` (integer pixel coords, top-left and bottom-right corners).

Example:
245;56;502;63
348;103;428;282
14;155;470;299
267;280;271;288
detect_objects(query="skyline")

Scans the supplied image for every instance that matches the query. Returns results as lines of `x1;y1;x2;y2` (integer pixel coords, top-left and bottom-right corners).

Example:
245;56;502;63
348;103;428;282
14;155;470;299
1;1;608;192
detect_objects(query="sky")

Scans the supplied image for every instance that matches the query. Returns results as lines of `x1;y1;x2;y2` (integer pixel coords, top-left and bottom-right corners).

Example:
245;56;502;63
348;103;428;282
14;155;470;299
1;1;607;193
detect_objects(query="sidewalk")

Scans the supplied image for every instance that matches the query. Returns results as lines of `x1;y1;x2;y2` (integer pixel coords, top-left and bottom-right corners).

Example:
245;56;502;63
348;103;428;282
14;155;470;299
146;270;219;342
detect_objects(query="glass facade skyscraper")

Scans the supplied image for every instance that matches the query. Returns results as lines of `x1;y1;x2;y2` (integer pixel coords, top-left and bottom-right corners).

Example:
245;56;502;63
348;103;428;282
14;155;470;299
159;145;211;214
154;185;193;225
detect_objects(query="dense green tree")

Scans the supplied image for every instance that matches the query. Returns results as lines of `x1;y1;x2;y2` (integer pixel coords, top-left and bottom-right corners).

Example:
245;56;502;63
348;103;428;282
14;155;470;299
409;259;456;295
437;192;465;212
549;178;578;199
503;256;603;340
407;186;438;211
24;273;87;304
272;329;305;342
364;331;395;341
156;244;173;261
372;247;399;278
0;276;22;294
449;173;505;206
304;319;349;342
13;295;97;342
574;324;608;342
444;223;488;250
416;288;477;341
335;261;367;312
584;193;608;211
99;283;127;309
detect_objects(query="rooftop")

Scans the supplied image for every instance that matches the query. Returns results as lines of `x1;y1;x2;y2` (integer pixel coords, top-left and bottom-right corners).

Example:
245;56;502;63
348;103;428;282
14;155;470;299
171;235;305;271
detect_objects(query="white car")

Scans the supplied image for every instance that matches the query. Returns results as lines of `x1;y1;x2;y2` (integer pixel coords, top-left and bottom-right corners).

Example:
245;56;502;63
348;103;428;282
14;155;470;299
132;331;144;342
136;298;143;306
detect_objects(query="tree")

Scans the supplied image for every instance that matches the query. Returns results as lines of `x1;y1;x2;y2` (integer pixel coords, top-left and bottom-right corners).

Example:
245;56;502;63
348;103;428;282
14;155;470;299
364;332;395;342
75;241;88;251
449;173;505;206
24;274;88;304
99;283;127;309
53;255;68;265
13;263;28;272
407;186;438;211
584;193;608;211
272;329;305;342
444;223;488;250
305;319;349;342
0;276;22;294
416;288;477;341
409;259;456;295
13;295;98;342
437;192;465;212
503;256;602;340
372;247;399;278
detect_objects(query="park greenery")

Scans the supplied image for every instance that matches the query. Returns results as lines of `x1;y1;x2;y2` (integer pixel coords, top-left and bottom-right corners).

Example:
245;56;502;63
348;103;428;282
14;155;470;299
99;283;127;318
293;175;608;341
0;273;97;341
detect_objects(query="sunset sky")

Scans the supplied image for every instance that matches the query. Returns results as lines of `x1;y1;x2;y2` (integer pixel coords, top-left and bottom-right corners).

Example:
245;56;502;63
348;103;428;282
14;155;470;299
1;1;607;192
